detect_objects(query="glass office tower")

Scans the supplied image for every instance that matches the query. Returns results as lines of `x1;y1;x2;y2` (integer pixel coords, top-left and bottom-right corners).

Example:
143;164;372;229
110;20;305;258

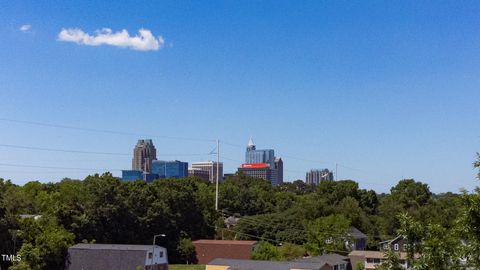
245;138;275;167
151;160;188;179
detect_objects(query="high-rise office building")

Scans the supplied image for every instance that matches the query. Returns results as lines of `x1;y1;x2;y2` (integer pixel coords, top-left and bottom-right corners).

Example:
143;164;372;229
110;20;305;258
188;168;211;181
151;160;188;179
132;139;157;173
191;161;224;183
241;138;283;186
238;163;275;184
245;138;275;167
305;169;334;185
273;158;283;185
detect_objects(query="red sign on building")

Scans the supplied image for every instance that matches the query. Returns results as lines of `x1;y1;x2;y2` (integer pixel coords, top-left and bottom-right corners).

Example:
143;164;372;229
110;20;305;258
240;163;269;168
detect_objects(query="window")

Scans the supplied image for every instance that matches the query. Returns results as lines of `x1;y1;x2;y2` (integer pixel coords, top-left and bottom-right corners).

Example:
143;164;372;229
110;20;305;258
339;264;346;270
394;243;399;250
367;258;374;263
159;251;164;258
148;252;153;259
334;266;338;270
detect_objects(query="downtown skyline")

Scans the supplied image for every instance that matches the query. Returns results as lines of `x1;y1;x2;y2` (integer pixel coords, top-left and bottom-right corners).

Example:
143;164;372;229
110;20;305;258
1;1;479;193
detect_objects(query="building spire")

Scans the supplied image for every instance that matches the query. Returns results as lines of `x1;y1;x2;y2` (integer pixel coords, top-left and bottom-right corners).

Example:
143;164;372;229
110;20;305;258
247;137;255;147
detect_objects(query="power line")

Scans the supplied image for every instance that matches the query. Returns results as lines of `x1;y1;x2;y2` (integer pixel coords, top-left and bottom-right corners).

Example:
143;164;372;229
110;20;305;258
0;144;130;156
0;162;122;172
0;117;376;181
221;211;396;239
0;143;211;157
0;118;216;142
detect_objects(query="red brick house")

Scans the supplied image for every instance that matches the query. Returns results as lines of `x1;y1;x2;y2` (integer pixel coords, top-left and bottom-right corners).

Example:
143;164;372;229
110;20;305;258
192;240;258;264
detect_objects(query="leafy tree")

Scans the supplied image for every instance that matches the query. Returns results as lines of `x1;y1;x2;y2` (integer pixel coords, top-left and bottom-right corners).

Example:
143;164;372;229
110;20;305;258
414;224;462;270
177;238;196;264
375;250;403;270
397;213;424;267
358;189;379;215
378;179;432;237
317;180;360;205
390;179;432;209
12;217;74;270
278;243;306;260
304;214;351;255
251;241;281;260
355;262;365;270
219;174;275;216
456;154;480;268
276;180;315;195
0;179;18;270
235;212;307;244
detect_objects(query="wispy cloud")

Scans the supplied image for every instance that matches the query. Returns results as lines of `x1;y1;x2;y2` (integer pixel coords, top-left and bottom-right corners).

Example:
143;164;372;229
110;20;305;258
57;28;164;51
20;24;31;32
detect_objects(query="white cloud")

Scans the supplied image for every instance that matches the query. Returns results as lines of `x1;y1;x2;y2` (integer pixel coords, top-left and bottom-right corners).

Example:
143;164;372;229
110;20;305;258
20;24;31;32
57;27;164;51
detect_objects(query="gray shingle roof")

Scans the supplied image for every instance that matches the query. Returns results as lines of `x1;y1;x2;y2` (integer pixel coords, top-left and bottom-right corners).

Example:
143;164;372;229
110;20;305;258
208;258;324;270
293;253;349;265
348;227;367;239
70;243;158;251
65;244;166;270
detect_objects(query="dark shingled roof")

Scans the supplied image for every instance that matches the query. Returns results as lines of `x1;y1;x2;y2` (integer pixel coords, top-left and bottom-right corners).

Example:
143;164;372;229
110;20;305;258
348;227;367;239
208;258;324;270
293;253;349;265
65;244;165;270
70;243;156;251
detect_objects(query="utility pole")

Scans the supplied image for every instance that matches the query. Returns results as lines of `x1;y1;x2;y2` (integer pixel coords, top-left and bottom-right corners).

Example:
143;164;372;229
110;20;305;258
215;139;220;211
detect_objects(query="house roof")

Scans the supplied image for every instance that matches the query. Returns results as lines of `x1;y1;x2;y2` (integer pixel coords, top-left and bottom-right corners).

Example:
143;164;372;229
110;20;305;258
193;240;258;246
69;244;162;251
349;250;409;260
208;258;323;270
294;253;349;265
348;227;367;239
66;244;167;270
378;235;403;245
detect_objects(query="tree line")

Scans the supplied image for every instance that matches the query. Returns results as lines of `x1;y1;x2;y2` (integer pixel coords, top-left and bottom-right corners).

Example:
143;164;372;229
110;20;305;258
0;154;478;269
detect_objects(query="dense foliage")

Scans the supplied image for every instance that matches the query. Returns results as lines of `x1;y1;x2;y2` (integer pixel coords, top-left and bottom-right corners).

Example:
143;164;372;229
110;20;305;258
0;154;479;269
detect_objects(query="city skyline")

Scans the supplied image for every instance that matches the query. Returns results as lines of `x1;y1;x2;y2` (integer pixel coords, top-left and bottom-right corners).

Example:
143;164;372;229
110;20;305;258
1;1;479;193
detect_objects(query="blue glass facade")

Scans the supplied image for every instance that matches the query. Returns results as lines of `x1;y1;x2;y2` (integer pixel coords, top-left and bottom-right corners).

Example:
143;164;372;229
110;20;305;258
122;170;144;181
151;160;188;179
143;172;158;183
245;149;275;167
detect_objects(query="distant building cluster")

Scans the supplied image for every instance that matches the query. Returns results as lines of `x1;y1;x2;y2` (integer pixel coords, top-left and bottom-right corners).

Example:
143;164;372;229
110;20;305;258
121;139;223;183
305;169;334;185
237;138;283;186
121;137;336;187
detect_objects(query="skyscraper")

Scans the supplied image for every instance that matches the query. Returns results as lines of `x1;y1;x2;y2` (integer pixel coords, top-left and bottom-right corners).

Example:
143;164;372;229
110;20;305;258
274;158;283;185
191;161;224;183
305;169;334;185
240;138;283;186
132;139;157;173
245;138;275;167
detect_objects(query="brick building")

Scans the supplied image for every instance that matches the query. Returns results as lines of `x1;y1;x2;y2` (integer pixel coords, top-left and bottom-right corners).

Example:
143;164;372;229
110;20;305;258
192;240;258;264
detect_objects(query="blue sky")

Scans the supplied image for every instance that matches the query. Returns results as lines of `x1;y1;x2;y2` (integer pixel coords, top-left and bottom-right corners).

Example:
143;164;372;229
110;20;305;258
0;1;479;193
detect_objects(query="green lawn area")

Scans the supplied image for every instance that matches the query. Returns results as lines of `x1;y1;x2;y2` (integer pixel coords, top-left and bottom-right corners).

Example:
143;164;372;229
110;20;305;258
169;265;206;270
